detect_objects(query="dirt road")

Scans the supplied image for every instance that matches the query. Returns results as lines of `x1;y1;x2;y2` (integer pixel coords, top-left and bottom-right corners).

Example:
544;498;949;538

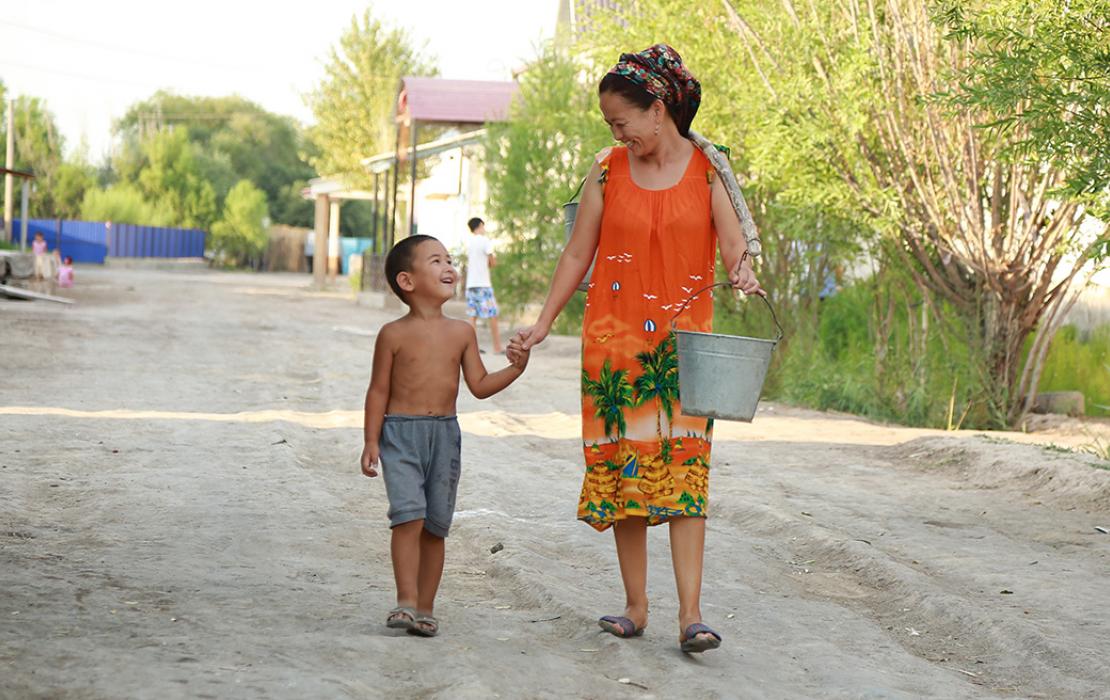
2;268;1108;699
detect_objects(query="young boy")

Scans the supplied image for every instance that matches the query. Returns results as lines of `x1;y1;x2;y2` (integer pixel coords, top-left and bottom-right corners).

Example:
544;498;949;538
360;234;529;638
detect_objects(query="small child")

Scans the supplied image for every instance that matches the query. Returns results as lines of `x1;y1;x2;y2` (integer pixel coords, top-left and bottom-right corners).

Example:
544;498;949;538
57;256;74;289
31;232;49;281
360;234;529;637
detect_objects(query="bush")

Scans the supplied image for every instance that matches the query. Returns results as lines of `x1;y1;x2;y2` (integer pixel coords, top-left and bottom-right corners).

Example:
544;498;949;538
210;180;269;268
1038;324;1110;416
80;184;162;225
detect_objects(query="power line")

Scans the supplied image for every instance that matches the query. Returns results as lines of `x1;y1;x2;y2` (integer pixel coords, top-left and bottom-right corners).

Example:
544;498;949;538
0;18;269;73
0;58;304;92
0;58;161;89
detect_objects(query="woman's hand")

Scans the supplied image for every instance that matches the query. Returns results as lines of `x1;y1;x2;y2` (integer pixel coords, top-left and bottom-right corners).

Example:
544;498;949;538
730;258;765;297
513;322;551;352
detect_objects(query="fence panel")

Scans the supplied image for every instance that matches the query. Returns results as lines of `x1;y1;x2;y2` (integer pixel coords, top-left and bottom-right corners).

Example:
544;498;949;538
10;219;205;263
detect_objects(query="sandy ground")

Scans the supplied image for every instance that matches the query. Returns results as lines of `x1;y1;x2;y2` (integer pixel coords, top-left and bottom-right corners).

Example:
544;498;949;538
2;267;1108;700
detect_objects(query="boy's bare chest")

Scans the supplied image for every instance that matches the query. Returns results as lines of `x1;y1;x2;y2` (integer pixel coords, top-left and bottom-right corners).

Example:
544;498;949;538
391;334;465;383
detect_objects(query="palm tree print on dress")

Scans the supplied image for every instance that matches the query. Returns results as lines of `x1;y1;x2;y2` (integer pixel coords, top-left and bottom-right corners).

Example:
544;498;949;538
632;333;680;443
582;359;635;441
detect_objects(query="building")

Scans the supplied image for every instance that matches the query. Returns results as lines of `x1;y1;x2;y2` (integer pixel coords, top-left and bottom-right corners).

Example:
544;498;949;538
304;77;518;287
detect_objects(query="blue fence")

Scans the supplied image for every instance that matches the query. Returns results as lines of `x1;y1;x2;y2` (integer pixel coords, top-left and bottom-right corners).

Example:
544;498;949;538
11;220;206;264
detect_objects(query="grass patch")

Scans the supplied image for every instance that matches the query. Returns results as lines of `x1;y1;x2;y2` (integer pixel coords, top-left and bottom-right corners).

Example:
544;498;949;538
1038;325;1110;417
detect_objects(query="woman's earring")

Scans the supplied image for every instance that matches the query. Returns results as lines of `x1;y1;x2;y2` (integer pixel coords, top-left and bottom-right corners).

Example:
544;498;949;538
654;123;660;135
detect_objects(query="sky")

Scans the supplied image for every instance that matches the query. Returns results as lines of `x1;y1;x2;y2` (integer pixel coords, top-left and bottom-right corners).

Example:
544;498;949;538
0;0;558;162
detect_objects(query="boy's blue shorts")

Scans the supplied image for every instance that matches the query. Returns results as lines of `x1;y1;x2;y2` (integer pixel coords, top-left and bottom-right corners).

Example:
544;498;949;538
379;415;462;538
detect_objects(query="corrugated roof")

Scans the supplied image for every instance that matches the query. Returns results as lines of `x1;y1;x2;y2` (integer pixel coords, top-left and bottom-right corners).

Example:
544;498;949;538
398;77;519;124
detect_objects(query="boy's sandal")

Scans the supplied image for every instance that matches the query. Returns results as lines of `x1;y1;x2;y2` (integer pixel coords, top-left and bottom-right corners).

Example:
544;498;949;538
598;615;645;638
386;606;416;630
680;623;722;653
407;614;439;637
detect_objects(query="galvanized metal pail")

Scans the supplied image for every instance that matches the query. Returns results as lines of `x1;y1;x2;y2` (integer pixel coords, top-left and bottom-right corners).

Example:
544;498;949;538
673;284;783;423
563;199;592;292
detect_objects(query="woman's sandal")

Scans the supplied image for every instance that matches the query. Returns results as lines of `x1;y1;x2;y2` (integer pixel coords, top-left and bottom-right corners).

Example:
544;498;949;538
680;623;722;653
598;615;645;638
407;614;439;637
386;606;416;630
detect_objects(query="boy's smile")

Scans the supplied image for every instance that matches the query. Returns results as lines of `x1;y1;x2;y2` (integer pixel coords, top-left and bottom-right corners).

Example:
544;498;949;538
410;239;458;299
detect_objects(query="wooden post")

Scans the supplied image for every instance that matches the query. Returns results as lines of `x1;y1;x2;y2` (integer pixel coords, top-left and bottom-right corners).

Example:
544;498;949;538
383;168;391;252
4;99;14;243
328;199;341;279
313;194;329;288
408;121;418;236
390;126;402;248
370;171;380;252
19;180;29;250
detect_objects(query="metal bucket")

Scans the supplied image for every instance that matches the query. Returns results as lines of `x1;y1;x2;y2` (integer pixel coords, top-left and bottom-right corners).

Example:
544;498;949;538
563;200;593;292
674;288;783;423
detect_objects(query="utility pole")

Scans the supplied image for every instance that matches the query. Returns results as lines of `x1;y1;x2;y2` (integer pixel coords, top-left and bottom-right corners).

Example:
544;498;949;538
4;99;14;244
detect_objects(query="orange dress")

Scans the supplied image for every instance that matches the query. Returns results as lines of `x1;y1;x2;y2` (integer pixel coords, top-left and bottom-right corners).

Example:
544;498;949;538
578;145;717;531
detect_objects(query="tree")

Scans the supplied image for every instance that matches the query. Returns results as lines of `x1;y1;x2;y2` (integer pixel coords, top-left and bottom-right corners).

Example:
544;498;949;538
114;92;316;224
136;128;217;228
52;160;97;220
211;180;269;266
306;9;437;187
0;93;65;219
80;184;159;225
935;0;1110;221
723;0;1105;425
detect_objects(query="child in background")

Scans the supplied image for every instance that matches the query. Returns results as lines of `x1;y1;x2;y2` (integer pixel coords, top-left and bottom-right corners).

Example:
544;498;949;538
360;234;529;637
31;232;49;281
57;256;74;288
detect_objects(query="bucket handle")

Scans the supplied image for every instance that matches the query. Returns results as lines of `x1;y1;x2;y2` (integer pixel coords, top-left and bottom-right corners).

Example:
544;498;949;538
669;261;784;343
565;176;587;206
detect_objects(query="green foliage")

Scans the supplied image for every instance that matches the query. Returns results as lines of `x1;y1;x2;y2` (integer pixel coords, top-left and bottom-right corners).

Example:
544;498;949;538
307;9;437;187
483;41;611;332
1038;325;1110;417
935;0;1110;219
770;278;984;427
135;128;218;228
0;94;66;219
210;179;270;266
51;160;97;220
80;184;160;225
270;180;315;229
114;92;316;225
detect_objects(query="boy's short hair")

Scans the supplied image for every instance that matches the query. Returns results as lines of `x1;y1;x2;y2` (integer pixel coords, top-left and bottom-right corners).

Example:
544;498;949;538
384;234;437;301
467;217;483;232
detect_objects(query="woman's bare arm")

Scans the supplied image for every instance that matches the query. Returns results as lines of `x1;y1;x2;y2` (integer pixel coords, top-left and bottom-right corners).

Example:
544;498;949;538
516;161;605;350
711;176;764;296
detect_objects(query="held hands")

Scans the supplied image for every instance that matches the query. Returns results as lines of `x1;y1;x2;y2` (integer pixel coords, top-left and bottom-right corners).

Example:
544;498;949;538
360;443;380;478
506;341;531;371
511;322;550;353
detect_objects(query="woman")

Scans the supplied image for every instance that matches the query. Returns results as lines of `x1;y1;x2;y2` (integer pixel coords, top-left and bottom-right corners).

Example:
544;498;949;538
512;45;764;653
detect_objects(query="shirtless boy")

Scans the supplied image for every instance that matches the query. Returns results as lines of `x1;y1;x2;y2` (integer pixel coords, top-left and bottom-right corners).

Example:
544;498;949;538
360;234;529;637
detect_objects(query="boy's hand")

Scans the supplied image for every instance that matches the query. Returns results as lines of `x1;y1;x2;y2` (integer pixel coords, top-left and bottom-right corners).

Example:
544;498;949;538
360;443;380;477
506;341;530;371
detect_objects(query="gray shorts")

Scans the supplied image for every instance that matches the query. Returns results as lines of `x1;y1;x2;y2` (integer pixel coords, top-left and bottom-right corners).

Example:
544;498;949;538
380;415;462;538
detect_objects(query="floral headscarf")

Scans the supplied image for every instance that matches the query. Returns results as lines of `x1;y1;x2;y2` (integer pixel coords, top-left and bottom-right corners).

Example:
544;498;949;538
605;44;701;135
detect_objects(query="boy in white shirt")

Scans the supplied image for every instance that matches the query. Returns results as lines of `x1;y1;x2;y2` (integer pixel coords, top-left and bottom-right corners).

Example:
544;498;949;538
464;218;502;354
